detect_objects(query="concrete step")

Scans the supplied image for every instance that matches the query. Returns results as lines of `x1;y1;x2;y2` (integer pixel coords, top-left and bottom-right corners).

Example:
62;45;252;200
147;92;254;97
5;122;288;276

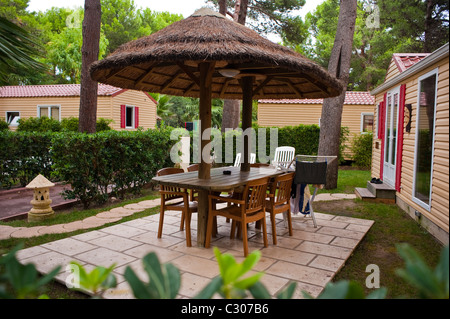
355;187;375;200
367;181;396;199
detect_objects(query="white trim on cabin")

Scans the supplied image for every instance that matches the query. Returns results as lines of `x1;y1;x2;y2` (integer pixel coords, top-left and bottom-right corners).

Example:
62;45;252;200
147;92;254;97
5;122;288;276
412;68;439;211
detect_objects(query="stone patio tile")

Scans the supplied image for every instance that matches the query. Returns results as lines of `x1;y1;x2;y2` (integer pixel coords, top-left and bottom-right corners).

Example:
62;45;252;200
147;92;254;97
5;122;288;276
10;226;46;238
95;211;126;219
123;203;146;211
266;260;334;287
140;214;161;222
257;272;290;296
250;233;302;250
63;221;85;231
81;216;108;227
108;207;138;217
292;281;324;299
171;242;217;259
90;234;142;252
309;255;346;272
290;230;335;244
20;250;84;274
144;221;181;235
104;281;134;299
330;236;360;249
135;199;160;208
317;226;366;240
332;216;375;226
291;220;320;232
0;225;23;240
72;230;108;242
38;224;73;235
170;255;220;279
16;245;51;260
315;218;349;229
42;237;98;256
296;241;352;260
179;273;212;298
100;223;148;238
75;247;137;268
313;212;336;220
346;223;373;233
261;246;316;265
131;232;185;248
123;243;183;262
120;218;155;229
114;259;147;281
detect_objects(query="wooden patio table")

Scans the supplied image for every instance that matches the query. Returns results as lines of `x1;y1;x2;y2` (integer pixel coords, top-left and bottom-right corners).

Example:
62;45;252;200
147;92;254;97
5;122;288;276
152;166;284;247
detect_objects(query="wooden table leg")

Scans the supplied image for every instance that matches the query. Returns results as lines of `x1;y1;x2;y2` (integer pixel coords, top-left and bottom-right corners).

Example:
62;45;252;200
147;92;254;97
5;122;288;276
197;189;209;247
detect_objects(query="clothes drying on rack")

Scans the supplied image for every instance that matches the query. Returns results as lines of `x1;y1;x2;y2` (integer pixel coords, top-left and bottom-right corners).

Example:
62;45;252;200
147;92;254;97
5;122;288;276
290;183;311;215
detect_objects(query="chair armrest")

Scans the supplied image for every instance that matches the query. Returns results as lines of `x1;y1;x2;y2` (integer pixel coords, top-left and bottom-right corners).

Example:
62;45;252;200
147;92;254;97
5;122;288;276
209;194;245;205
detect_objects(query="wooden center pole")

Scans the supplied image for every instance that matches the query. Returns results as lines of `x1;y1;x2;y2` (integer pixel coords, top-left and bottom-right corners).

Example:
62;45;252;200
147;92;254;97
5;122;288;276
197;61;215;247
240;76;255;172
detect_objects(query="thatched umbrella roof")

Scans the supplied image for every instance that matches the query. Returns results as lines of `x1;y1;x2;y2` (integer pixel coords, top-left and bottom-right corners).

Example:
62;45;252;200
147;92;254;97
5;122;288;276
90;8;343;100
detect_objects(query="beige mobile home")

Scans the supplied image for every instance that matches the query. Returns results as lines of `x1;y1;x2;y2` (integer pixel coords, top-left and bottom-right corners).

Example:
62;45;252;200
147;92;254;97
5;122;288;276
369;43;449;245
0;84;157;130
258;91;375;159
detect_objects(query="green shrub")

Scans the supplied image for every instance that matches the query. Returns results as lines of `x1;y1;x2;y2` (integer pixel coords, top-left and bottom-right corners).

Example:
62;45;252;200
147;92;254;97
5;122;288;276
17;117;61;132
0;131;54;188
51;128;175;208
351;132;373;169
61;117;113;132
0;119;9;131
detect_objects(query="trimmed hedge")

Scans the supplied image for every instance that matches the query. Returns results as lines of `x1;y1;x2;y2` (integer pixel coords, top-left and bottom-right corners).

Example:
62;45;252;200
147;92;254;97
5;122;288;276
351;132;373;169
0;128;175;208
0;131;54;188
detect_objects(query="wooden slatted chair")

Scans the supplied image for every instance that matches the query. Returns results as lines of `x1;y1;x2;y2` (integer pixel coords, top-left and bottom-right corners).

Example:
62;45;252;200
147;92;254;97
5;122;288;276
265;172;295;245
157;167;198;247
206;177;270;256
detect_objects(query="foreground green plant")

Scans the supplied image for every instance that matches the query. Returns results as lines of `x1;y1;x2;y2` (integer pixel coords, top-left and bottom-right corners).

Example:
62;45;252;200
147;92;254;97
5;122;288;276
124;252;180;299
0;244;60;299
396;243;448;299
68;262;117;298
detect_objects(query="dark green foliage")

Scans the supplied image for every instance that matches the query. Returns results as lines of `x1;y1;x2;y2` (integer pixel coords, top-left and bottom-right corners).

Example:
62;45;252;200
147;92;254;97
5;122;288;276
0;129;175;207
51;129;174;208
351;132;373;168
17;117;62;132
0;119;9;131
0;244;61;299
0;131;53;188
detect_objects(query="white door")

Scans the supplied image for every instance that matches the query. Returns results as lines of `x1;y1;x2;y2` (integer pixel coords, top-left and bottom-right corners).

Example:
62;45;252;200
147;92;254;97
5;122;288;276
383;87;400;186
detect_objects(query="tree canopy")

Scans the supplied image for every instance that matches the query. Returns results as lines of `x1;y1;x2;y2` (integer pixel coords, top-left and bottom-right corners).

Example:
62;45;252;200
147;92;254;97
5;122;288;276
288;0;449;91
0;0;182;85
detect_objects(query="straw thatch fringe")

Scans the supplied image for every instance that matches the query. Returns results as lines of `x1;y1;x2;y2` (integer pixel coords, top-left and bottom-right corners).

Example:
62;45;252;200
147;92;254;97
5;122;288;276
90;8;343;100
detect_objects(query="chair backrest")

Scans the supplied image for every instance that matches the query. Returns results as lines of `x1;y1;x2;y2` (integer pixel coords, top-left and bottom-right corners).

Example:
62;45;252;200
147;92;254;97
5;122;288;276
234;153;257;167
273;146;295;169
156;167;185;201
250;163;270;168
270;172;295;205
242;177;269;214
187;164;199;172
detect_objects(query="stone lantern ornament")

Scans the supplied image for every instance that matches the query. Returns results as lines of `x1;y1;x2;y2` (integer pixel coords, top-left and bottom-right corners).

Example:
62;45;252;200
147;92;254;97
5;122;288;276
26;174;55;221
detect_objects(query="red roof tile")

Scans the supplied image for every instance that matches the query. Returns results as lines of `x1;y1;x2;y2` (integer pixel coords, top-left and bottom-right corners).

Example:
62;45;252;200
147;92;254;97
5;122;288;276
392;53;431;73
259;91;374;105
0;84;125;98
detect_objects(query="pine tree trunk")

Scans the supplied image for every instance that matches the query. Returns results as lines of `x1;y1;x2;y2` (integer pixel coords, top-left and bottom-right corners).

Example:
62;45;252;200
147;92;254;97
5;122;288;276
220;0;249;132
78;0;101;133
318;0;357;189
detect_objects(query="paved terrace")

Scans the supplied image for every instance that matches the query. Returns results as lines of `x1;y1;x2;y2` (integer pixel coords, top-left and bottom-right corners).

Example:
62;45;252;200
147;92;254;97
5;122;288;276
2;193;374;299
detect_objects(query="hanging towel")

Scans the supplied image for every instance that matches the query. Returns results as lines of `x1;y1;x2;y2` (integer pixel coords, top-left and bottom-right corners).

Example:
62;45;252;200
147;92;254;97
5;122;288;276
290;183;311;215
